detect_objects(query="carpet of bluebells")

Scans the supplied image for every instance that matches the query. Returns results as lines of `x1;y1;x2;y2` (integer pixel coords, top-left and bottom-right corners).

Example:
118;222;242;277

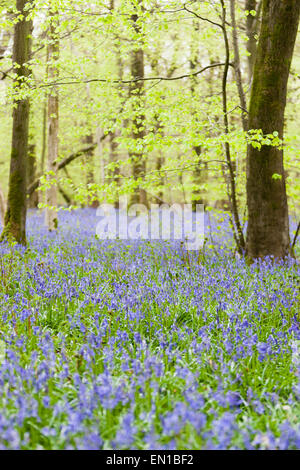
0;209;299;450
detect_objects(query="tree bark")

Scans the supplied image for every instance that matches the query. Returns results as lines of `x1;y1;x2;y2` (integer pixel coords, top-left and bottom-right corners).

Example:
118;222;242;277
45;10;59;231
246;0;300;259
1;0;32;244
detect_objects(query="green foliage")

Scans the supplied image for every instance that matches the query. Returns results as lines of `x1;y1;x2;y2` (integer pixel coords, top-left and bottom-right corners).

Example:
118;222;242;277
0;0;299;214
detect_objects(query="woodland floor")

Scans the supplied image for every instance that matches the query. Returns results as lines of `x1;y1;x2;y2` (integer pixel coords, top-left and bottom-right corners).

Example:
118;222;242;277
0;209;299;449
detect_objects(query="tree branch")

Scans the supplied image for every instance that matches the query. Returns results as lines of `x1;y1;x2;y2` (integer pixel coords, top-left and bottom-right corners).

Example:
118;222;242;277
33;62;230;89
27;144;97;196
183;3;224;29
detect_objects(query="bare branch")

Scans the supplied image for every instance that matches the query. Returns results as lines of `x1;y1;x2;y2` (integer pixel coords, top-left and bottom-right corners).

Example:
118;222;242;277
183;3;224;29
33;62;230;89
27;144;98;196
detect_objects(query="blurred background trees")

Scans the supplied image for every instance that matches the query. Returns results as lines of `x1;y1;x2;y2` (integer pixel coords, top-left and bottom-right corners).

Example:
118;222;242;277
0;0;299;257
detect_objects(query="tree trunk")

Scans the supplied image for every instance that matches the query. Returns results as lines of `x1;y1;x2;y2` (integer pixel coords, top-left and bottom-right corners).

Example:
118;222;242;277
27;142;38;208
220;0;245;253
245;0;262;83
40;95;47;174
155;137;164;202
107;130;121;208
129;3;147;207
38;97;47;206
246;0;300;259
190;20;205;211
150;49;165;203
230;0;248;131
84;133;96;207
1;0;32;245
45;10;59;231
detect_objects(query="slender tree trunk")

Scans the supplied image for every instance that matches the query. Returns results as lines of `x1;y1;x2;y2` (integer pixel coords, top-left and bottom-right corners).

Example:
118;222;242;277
39;48;48;208
106;0;122;208
110;39;123;209
245;0;262;83
27;142;38;208
107;130;121;208
150;49;165;203
41;47;49;177
84;133;96;207
40;96;47;175
220;0;245;253
230;0;248;131
45;10;59;230
246;0;300;259
129;2;147;207
38;97;47;206
79;48;95;208
190;20;205;211
1;0;32;244
155;133;164;202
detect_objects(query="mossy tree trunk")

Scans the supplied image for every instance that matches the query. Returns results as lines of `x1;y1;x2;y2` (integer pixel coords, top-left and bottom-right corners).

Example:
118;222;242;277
246;0;300;259
1;0;32;245
45;9;59;231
